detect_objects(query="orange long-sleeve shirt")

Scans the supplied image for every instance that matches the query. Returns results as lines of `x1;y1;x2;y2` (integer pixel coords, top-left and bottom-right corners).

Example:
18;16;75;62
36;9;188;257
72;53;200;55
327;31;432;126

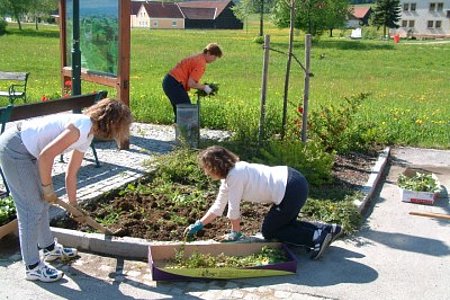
169;54;206;91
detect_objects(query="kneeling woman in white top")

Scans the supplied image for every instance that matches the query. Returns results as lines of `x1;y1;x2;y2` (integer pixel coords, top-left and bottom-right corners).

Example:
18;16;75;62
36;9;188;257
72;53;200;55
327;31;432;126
184;145;343;260
0;98;132;282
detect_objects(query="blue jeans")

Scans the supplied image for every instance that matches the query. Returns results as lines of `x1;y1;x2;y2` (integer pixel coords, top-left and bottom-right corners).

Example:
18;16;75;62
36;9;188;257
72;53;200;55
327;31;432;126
261;167;318;247
0;128;54;265
162;74;191;122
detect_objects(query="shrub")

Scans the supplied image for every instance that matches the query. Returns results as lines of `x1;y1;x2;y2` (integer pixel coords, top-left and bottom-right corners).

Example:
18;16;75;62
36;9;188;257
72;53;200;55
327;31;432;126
302;93;369;154
0;18;7;35
254;139;335;186
253;36;264;44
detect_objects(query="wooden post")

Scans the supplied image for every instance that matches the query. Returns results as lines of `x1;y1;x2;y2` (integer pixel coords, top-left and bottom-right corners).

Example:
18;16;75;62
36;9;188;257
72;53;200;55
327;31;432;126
118;0;130;107
281;0;295;140
259;35;270;144
301;34;311;142
118;0;131;149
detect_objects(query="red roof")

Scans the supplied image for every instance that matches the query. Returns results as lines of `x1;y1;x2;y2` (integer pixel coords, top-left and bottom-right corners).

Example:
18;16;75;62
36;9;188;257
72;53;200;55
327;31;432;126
179;7;216;20
351;6;371;19
142;1;183;18
178;0;231;18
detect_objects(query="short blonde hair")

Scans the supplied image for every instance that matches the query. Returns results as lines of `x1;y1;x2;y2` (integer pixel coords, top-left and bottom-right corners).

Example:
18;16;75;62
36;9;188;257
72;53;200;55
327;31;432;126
203;43;223;58
85;98;132;146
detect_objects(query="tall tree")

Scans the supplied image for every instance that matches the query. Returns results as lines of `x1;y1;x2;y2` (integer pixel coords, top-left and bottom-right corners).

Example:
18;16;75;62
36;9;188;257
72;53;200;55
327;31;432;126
232;0;255;32
372;0;401;37
0;0;32;30
323;0;349;37
272;0;349;36
29;0;58;30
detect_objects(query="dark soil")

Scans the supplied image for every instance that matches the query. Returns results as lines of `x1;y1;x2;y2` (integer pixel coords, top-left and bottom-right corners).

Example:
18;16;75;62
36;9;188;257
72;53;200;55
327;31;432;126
52;152;376;241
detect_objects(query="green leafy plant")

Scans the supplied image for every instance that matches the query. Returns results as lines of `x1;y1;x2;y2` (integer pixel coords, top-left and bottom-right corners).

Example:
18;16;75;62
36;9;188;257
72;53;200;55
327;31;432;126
195;82;219;98
0;196;16;226
167;246;288;269
255;139;335;186
299;93;369;154
397;172;439;193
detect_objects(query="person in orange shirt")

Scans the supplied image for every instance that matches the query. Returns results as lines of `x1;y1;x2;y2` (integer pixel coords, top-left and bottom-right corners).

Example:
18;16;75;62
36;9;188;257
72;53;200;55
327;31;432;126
162;43;223;122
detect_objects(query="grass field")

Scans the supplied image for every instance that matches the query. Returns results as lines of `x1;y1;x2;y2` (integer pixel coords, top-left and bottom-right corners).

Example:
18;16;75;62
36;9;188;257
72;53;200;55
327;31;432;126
0;19;449;149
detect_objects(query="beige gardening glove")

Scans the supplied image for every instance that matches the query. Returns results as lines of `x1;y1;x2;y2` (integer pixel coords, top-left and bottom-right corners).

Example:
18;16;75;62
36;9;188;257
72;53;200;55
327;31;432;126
42;183;58;204
203;85;213;95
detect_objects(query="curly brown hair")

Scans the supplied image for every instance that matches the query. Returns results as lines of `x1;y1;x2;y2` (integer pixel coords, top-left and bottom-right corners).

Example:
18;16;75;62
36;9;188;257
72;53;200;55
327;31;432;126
198;146;239;178
85;98;132;146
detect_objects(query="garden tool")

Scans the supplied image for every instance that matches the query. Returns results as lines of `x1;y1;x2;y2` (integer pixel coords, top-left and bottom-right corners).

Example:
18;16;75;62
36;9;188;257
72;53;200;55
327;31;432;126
409;211;450;220
54;198;125;235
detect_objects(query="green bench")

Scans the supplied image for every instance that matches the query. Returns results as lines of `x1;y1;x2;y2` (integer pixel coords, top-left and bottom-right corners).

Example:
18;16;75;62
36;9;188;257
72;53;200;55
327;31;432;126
0;71;30;104
0;91;107;196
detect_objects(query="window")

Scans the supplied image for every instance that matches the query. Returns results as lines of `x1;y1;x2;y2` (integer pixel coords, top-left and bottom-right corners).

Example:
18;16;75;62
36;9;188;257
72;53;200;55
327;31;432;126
429;3;436;11
427;20;434;27
409;20;415;27
402;20;408;27
435;20;442;28
153;21;158;27
410;3;416;11
437;3;443;11
403;3;409;11
172;21;177;27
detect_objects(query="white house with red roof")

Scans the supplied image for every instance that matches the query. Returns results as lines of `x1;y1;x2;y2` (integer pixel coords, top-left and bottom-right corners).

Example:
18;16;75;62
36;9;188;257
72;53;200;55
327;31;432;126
130;0;242;30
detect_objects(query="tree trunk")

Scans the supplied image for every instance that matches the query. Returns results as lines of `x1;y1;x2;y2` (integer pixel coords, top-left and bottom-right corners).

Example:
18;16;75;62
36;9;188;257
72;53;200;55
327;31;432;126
15;13;22;30
259;0;264;37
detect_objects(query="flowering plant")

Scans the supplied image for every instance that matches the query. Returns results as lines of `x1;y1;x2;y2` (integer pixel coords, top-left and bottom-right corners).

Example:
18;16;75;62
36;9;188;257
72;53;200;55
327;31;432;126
63;79;72;97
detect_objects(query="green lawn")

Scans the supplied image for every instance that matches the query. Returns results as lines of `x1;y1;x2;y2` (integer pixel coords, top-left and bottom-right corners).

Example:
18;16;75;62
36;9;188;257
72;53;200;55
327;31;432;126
0;20;449;149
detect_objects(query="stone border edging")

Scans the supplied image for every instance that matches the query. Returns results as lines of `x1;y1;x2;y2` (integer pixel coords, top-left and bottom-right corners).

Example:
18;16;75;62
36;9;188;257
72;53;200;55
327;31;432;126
51;147;392;259
354;146;391;214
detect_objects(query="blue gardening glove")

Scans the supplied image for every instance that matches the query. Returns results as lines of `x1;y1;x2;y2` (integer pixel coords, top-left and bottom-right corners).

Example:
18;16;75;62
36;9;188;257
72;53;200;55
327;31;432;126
183;220;204;238
222;231;244;242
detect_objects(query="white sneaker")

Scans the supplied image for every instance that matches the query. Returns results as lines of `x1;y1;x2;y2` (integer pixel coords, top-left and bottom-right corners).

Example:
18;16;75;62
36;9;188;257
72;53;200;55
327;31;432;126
43;239;78;262
26;261;64;282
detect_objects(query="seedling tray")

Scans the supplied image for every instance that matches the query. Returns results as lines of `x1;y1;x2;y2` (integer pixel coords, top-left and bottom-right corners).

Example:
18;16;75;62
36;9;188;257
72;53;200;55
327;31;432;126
148;241;297;281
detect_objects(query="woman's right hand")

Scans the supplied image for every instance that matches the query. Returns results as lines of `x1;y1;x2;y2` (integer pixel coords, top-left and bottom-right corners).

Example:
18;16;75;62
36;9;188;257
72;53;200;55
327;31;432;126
183;220;204;237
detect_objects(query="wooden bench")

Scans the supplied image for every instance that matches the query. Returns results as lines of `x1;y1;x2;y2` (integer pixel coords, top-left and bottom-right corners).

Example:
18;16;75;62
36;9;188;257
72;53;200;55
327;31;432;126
0;91;107;196
0;71;30;104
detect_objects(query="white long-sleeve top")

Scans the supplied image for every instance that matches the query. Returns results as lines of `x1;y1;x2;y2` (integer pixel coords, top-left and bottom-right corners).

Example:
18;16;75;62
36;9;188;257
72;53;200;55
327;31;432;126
20;114;94;158
207;161;288;220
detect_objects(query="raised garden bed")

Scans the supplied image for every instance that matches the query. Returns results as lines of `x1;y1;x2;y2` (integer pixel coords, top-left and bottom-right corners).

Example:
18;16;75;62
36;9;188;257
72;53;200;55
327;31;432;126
149;242;297;281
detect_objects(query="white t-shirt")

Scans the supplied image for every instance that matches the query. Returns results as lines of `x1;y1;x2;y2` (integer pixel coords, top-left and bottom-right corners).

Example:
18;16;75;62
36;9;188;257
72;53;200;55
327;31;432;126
20;114;94;158
207;161;288;220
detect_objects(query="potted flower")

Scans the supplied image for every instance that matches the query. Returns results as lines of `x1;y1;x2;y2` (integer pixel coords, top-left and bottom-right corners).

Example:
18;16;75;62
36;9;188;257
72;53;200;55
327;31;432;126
0;196;17;239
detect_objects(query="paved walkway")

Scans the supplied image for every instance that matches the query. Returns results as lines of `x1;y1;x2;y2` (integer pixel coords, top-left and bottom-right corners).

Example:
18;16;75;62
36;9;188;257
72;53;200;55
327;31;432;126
1;125;449;299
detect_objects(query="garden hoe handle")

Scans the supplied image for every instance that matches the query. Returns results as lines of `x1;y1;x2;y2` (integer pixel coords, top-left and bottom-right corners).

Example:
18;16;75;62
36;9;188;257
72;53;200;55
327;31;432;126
409;211;450;220
54;198;113;234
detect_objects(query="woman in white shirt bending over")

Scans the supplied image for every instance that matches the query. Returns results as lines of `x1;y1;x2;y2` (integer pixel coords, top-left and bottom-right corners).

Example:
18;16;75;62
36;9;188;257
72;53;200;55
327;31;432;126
0;98;132;282
184;145;343;260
